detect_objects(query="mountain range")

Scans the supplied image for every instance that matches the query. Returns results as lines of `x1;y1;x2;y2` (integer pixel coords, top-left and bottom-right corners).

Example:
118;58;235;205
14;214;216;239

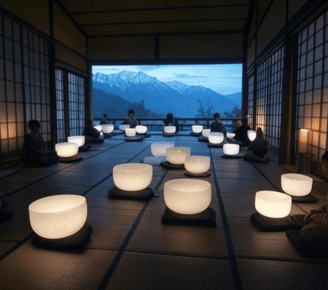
92;71;241;117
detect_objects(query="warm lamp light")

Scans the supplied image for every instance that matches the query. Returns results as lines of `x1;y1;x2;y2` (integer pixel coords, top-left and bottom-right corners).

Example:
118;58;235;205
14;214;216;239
164;179;211;214
151;142;174;157
113;163;153;191
226;133;235;139
281;173;313;197
136;125;147;134
192;125;203;133
119;124;130;131
55;142;79;158
202;129;211;138
164;126;176;134
29;195;87;239
223;144;240;155
255;191;292;218
102;124;114;134
125;128;136;137
166;147;191;164
184;156;210;174
208;132;224;144
299;129;309;153
248;130;256;141
94;125;102;132
67;136;85;147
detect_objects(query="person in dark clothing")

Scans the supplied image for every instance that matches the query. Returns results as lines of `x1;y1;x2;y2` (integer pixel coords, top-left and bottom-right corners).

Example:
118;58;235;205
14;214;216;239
84;119;104;143
22;120;58;167
100;113;109;125
122;109;138;128
210;112;227;136
163;113;179;133
243;127;269;163
233;117;251;147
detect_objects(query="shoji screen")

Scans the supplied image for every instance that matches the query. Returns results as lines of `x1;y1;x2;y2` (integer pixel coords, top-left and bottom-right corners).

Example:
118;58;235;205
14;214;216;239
55;69;65;142
247;75;254;128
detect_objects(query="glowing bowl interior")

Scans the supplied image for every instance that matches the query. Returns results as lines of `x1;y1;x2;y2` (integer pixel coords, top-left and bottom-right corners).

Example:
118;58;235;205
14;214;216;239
136;125;147;134
281;173;313;196
29;195;87;239
164;179;212;214
223;144;240;155
184;156;210;174
151;142;174;157
208;132;224;144
248;130;256;141
202;129;211;138
113;163;153;191
164;126;176;134
125;128;136;137
55;142;79;158
226;133;235;139
67;136;85;147
94;125;102;132
255;191;292;218
166;147;191;164
102;124;114;134
192;125;203;133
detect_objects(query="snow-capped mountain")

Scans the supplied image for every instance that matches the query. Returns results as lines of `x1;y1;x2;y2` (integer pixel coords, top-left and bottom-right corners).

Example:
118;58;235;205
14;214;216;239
92;71;239;116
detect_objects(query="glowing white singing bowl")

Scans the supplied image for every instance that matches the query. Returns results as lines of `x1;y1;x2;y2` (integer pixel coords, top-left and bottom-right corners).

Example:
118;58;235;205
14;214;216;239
227;133;235;139
164;179;212;214
255;191;292;218
166;147;191;164
94;125;102;132
248;130;256;141
209;132;224;144
281;174;313;197
125;128;136;137
55;142;79;158
192;125;203;134
119;124;130;131
151;143;174;157
29;195;87;239
223;144;240;155
184;156;210;174
67;136;85;147
113;163;153;191
136;125;147;134
202;129;211;138
164;126;176;134
102;124;114;134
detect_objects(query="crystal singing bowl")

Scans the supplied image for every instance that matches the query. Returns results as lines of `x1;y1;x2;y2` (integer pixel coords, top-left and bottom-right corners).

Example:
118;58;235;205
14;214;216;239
136;125;147;134
55;142;79;158
281;173;313;196
67;136;85;147
102;124;114;134
94;125;102;132
164;179;212;214
248;130;256;141
255;191;292;218
202;129;211;138
184;156;210;174
151;143;174;157
226;133;235;139
113;163;153;191
208;132;224;144
29;195;87;239
166;147;191;164
125;128;136;137
192;125;203;133
164;126;176;134
223;144;239;155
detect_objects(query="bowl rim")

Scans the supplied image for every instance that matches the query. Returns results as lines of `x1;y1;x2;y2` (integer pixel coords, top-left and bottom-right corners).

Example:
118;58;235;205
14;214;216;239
114;163;153;173
281;173;313;182
164;178;211;192
256;190;291;201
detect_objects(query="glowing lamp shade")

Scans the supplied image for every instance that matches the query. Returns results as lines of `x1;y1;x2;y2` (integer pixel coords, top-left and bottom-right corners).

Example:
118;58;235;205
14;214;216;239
208;132;224;144
248;130;256;141
119;124;130;131
281;173;313;196
166;147;191;164
113;163;153;191
29;195;87;239
94;125;102;132
55;142;79;158
102;124;114;134
227;133;235;139
192;125;203;133
202;129;211;138
151;142;174;157
299;129;309;153
125;128;136;137
223;144;240;155
164;179;211;214
164;126;176;134
67;136;85;147
184;156;210;174
255;191;292;218
136;125;147;134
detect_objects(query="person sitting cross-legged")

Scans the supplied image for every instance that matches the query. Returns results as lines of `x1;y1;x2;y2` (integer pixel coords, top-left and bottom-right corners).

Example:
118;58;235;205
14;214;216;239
84;119;104;143
243;127;269;163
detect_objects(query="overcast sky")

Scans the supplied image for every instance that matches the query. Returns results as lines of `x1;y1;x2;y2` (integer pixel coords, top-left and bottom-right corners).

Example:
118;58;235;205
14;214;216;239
92;64;242;95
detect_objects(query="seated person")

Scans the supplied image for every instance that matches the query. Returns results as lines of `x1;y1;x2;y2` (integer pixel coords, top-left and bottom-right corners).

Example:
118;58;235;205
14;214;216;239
289;152;328;248
22;120;58;167
122;109;138;128
233;117;251;147
210;112;227;136
99;113;109;125
163;113;179;133
84;119;104;143
243;128;269;163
